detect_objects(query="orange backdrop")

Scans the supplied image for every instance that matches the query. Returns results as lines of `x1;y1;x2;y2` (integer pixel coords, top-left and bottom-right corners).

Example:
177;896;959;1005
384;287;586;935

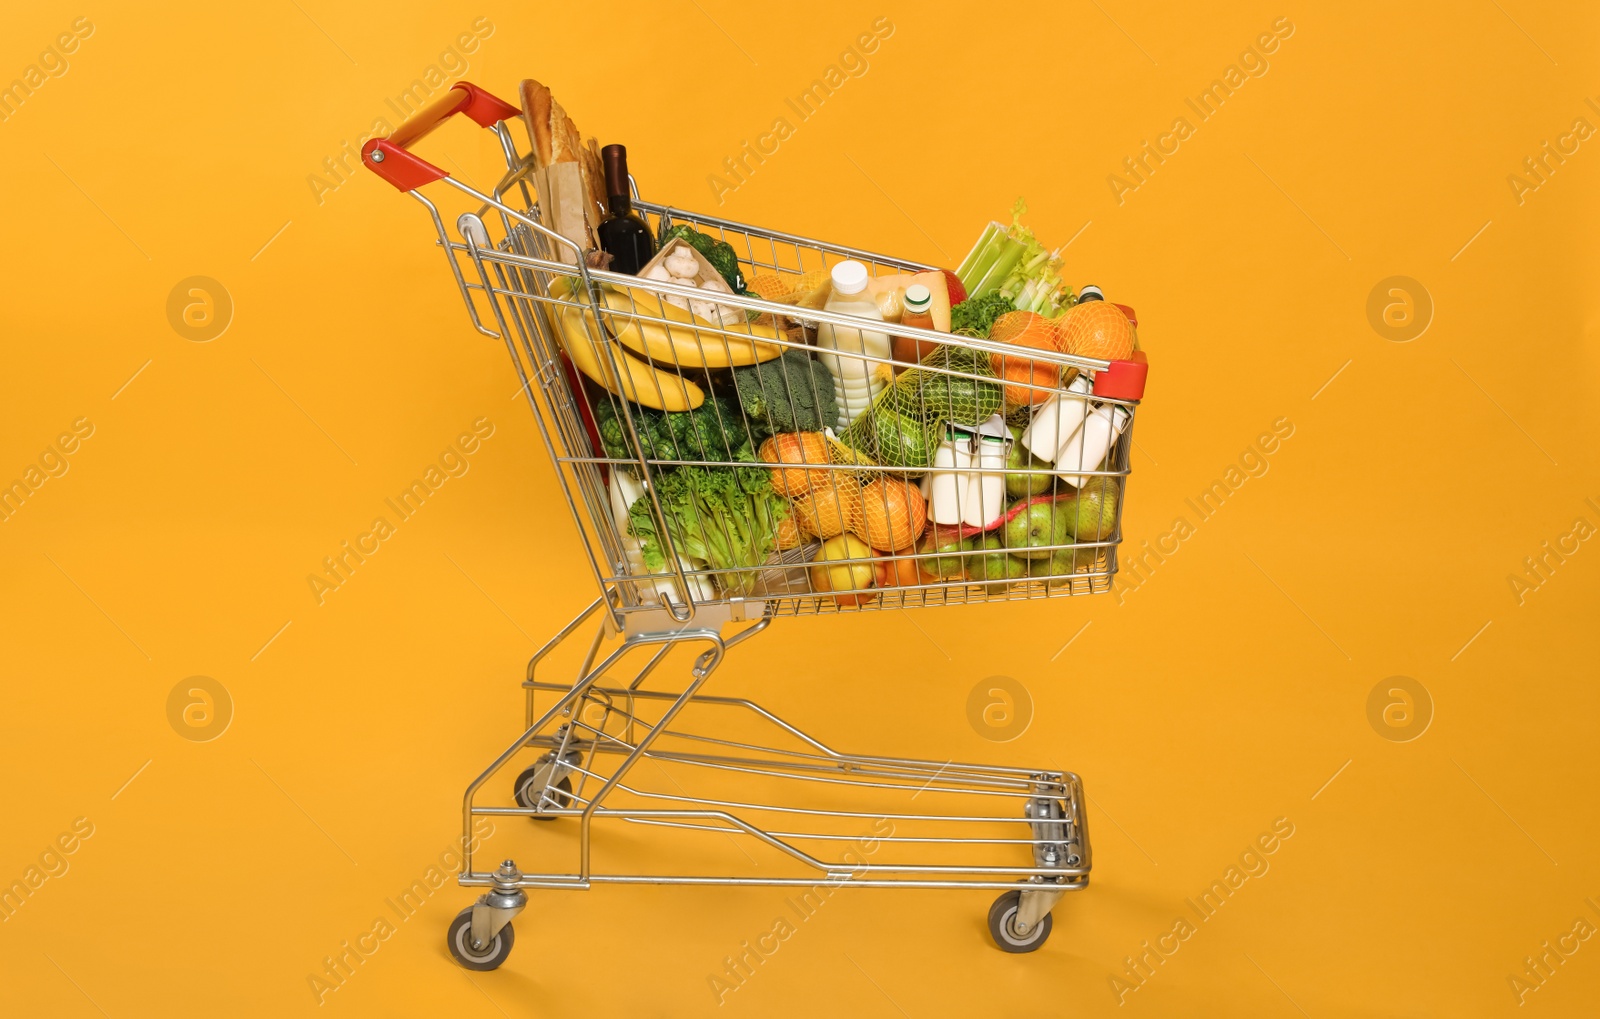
2;1;1597;1016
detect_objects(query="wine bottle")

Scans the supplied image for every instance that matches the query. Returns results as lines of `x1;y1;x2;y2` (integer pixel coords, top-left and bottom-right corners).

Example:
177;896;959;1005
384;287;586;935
596;144;656;275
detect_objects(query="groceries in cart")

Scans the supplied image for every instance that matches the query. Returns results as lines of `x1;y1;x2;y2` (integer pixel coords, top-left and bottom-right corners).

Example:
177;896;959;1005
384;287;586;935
498;78;1150;611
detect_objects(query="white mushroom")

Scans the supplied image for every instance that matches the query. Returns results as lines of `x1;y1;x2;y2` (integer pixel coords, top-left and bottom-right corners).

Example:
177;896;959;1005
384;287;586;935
644;264;673;282
665;248;700;279
690;298;722;323
663;292;692;311
698;275;729;294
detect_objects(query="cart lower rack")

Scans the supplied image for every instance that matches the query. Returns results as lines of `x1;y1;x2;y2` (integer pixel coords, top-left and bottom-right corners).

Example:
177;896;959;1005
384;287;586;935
363;82;1135;966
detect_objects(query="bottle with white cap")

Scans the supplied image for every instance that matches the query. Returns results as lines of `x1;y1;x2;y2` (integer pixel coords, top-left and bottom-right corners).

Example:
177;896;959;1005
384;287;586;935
923;424;975;527
1021;372;1094;464
1056;403;1131;487
963;414;1012;529
816;260;891;428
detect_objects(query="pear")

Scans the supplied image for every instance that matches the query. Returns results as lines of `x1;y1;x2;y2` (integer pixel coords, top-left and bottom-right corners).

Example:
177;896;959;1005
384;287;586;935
1024;546;1098;588
916;525;969;582
1003;500;1072;559
1064;478;1119;541
962;534;1030;593
1003;424;1055;498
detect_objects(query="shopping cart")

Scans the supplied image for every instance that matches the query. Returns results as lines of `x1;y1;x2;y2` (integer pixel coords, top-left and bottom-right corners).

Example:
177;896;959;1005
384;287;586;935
362;82;1141;968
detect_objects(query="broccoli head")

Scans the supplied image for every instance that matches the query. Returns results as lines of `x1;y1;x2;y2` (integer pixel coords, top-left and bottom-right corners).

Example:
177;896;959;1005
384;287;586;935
730;349;838;435
592;395;758;466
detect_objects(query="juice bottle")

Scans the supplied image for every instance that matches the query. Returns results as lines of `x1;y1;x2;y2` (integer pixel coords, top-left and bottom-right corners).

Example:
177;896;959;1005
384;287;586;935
815;260;890;428
891;283;937;372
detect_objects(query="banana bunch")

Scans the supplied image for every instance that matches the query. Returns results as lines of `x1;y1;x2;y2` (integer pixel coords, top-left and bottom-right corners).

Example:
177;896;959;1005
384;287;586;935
551;279;704;412
550;277;785;413
598;285;784;369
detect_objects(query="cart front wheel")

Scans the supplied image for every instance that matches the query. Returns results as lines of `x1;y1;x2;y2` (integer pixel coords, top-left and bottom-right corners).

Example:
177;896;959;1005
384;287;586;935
447;907;515;970
513;766;573;821
987;890;1053;953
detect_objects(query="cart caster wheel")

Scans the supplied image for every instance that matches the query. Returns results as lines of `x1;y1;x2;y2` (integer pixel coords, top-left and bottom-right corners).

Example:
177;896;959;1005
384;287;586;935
988;890;1053;953
447;907;515;970
513;766;573;821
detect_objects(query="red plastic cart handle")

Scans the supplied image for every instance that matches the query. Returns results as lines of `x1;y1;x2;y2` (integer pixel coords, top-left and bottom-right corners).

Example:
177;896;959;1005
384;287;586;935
362;81;519;192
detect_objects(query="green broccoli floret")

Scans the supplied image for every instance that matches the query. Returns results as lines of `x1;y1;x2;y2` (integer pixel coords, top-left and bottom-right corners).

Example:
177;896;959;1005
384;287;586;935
659;224;748;294
593;399;678;463
949;293;1016;338
730;349;838;436
592;395;758;466
670;397;760;463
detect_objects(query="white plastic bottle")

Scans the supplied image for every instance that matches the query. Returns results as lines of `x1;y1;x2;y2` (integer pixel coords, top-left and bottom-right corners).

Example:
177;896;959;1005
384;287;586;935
1055;404;1131;487
963;415;1011;529
815;260;890;428
1021;373;1094;463
924;426;975;527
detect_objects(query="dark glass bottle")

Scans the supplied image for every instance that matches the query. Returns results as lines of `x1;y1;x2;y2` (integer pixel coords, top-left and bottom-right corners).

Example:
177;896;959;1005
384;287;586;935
596;144;656;274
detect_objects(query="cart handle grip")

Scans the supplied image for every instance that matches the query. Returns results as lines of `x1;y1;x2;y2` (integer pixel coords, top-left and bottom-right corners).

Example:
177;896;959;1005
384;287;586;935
362;81;519;192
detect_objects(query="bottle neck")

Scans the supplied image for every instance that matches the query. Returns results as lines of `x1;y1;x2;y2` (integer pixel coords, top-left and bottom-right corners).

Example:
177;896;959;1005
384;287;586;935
607;192;633;217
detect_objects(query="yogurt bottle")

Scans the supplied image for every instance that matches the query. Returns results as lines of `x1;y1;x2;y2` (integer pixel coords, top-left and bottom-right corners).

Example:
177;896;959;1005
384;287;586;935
1056;403;1131;487
815;260;891;428
1021;373;1094;463
924;425;975;527
964;415;1011;529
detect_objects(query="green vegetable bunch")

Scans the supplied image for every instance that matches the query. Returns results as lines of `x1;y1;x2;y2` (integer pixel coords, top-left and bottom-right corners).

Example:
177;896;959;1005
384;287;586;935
594;396;760;468
949;293;1016;338
658;224;748;294
730;349;838;435
955;199;1073;316
627;459;788;596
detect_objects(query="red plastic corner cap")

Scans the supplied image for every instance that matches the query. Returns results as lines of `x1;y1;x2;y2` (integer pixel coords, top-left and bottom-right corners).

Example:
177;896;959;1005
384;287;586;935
1093;350;1148;401
450;81;520;127
362;137;449;192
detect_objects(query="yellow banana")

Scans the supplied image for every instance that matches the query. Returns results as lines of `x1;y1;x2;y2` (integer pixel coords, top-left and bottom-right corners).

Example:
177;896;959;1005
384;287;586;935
555;300;704;412
600;286;784;368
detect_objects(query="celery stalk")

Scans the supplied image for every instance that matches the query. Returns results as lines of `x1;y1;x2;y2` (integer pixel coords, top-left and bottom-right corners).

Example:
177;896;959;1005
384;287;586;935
968;237;1026;299
957;222;1008;291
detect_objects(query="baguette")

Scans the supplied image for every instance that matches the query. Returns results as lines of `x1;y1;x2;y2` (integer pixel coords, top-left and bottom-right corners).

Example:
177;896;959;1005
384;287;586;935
549;97;583;164
520;79;554;169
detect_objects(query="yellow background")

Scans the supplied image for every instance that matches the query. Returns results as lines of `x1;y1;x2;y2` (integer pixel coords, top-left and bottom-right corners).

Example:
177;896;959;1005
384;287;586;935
3;1;1598;1015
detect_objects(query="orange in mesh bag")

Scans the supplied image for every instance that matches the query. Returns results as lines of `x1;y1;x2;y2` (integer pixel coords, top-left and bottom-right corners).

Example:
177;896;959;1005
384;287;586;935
792;474;862;539
987;311;1064;407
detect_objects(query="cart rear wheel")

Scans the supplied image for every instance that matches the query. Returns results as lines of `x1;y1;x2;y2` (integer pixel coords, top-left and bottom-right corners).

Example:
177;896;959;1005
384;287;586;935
513;766;573;820
447;907;515;970
987;890;1053;953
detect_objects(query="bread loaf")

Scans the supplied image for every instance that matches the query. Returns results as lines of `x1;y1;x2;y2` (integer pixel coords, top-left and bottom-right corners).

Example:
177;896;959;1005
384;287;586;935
520;79;554;168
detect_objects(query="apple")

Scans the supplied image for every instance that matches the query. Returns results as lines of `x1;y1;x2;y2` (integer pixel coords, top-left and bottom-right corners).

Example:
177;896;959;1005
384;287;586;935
811;534;877;606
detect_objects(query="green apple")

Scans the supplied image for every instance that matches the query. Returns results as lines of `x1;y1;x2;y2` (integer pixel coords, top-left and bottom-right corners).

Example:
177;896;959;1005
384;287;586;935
1003;501;1072;559
1004;425;1055;498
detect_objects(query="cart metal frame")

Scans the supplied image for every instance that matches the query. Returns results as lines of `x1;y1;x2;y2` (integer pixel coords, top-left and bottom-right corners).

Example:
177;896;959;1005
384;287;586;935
364;82;1129;967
